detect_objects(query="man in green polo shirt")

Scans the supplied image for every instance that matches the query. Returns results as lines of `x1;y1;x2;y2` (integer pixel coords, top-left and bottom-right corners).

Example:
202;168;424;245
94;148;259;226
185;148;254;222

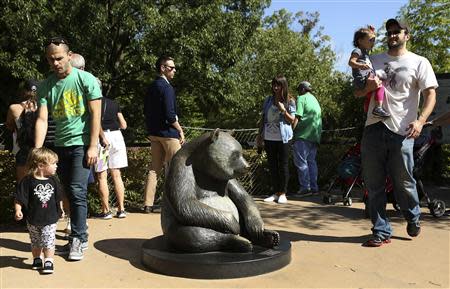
292;81;322;196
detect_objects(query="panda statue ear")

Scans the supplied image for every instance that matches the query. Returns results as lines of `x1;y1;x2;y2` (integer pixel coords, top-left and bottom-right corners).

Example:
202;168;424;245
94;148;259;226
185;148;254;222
210;128;220;142
228;129;235;136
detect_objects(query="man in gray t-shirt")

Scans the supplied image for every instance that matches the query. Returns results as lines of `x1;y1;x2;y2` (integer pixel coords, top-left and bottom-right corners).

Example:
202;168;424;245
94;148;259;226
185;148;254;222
355;19;438;247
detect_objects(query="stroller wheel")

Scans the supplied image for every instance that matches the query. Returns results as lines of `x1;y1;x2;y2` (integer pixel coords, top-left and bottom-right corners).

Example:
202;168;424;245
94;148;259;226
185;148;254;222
343;197;352;206
430;199;446;218
323;195;333;204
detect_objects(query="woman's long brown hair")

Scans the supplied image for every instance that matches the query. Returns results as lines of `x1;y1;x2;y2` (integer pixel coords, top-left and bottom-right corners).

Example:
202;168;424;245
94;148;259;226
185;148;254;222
271;75;289;104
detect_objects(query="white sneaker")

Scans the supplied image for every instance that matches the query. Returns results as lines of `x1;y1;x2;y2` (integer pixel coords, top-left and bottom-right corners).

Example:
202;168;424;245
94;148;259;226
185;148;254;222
264;194;279;202
42;260;54;274
68;238;84;261
277;194;288;204
116;210;127;218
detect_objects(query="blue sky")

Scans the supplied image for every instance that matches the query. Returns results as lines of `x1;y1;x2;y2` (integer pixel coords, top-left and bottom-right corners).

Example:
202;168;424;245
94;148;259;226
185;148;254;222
265;0;409;73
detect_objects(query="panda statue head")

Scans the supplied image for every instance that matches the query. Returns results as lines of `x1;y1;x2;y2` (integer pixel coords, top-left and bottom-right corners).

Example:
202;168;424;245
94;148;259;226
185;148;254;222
193;129;249;181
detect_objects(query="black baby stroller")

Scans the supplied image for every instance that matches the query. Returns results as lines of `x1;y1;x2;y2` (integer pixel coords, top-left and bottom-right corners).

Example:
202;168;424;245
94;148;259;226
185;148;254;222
322;143;366;206
362;126;447;218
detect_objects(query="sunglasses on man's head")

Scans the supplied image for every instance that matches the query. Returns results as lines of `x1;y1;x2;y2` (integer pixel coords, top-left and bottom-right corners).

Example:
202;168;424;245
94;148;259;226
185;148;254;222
45;37;69;46
385;30;403;37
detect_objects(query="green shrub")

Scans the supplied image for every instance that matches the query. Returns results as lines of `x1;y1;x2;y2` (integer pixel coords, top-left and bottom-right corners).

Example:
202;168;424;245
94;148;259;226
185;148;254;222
0;151;17;223
86;147;153;214
121;147;154;209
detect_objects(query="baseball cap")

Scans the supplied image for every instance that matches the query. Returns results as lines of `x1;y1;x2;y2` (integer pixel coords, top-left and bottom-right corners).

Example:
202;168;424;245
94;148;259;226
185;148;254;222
386;18;410;33
298;81;312;92
25;79;39;91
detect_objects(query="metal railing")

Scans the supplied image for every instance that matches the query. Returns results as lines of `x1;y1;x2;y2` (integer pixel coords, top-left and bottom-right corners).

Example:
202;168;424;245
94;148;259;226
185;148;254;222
0;123;358;212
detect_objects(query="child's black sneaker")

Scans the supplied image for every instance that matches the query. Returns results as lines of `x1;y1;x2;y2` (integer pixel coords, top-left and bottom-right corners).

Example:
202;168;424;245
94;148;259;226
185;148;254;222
372;107;390;118
31;257;43;270
42;260;54;274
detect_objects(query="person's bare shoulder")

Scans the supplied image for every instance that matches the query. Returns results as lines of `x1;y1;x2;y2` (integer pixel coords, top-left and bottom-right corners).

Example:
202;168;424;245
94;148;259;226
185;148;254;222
8;103;24;118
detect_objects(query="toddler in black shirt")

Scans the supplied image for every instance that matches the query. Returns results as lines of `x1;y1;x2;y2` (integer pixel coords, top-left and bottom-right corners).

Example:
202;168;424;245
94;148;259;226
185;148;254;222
14;147;63;274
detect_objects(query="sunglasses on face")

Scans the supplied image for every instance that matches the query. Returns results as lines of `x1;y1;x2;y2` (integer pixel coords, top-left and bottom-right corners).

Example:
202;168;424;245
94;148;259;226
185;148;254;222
45;37;69;46
385;30;403;37
164;65;176;71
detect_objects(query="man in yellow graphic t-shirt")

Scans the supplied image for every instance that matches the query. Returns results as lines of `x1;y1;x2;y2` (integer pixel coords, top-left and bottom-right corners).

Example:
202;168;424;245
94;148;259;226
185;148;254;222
34;37;102;261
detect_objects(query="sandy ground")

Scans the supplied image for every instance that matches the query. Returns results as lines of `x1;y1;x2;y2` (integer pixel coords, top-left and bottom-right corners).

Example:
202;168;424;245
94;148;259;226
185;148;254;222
1;186;449;289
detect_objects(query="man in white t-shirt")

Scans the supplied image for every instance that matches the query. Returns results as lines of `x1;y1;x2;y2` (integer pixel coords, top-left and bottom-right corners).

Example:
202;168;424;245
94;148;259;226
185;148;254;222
355;18;438;247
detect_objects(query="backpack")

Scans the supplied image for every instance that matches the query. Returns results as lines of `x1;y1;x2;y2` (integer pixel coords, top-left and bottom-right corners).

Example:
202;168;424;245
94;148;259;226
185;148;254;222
17;107;37;150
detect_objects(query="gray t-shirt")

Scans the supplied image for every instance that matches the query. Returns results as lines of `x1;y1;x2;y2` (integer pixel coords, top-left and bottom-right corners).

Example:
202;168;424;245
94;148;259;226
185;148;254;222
351;48;373;89
366;51;438;135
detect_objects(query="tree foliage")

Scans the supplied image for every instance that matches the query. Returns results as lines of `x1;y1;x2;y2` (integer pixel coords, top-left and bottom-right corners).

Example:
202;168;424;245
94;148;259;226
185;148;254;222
0;0;270;138
8;1;447;138
216;9;356;129
399;0;449;73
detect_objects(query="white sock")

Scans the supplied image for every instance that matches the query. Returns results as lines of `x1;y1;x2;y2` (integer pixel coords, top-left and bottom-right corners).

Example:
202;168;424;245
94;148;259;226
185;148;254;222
44;258;54;263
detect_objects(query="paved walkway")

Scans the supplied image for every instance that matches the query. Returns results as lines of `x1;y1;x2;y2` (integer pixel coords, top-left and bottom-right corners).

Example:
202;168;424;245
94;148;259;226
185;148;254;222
1;186;449;288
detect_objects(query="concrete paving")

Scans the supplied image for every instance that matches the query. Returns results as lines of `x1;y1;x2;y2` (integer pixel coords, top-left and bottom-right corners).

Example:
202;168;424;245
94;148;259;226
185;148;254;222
1;186;449;288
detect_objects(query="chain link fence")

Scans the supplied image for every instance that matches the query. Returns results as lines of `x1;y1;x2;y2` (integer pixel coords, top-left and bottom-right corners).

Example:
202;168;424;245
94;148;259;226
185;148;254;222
183;127;265;195
106;126;358;211
0;123;358;214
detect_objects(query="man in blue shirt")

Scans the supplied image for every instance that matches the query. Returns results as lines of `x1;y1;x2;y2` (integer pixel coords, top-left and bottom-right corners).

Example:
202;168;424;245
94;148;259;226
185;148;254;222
143;56;185;213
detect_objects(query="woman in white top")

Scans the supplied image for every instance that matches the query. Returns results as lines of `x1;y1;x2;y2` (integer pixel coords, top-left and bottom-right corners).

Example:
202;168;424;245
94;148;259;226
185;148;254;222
256;75;296;204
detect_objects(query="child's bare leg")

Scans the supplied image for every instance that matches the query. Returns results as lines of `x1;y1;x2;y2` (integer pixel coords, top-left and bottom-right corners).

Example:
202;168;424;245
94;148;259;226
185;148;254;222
43;248;55;259
31;247;43;259
31;247;44;269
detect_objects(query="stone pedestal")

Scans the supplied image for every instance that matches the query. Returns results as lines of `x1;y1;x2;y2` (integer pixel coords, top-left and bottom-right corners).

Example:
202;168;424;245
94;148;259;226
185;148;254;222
141;235;291;279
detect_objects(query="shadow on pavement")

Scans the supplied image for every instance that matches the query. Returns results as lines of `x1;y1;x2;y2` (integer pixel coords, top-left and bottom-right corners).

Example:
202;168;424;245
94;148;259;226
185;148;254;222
278;230;413;245
257;193;450;231
0;238;30;269
94;238;148;270
0;238;30;252
0;255;29;269
277;230;369;244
